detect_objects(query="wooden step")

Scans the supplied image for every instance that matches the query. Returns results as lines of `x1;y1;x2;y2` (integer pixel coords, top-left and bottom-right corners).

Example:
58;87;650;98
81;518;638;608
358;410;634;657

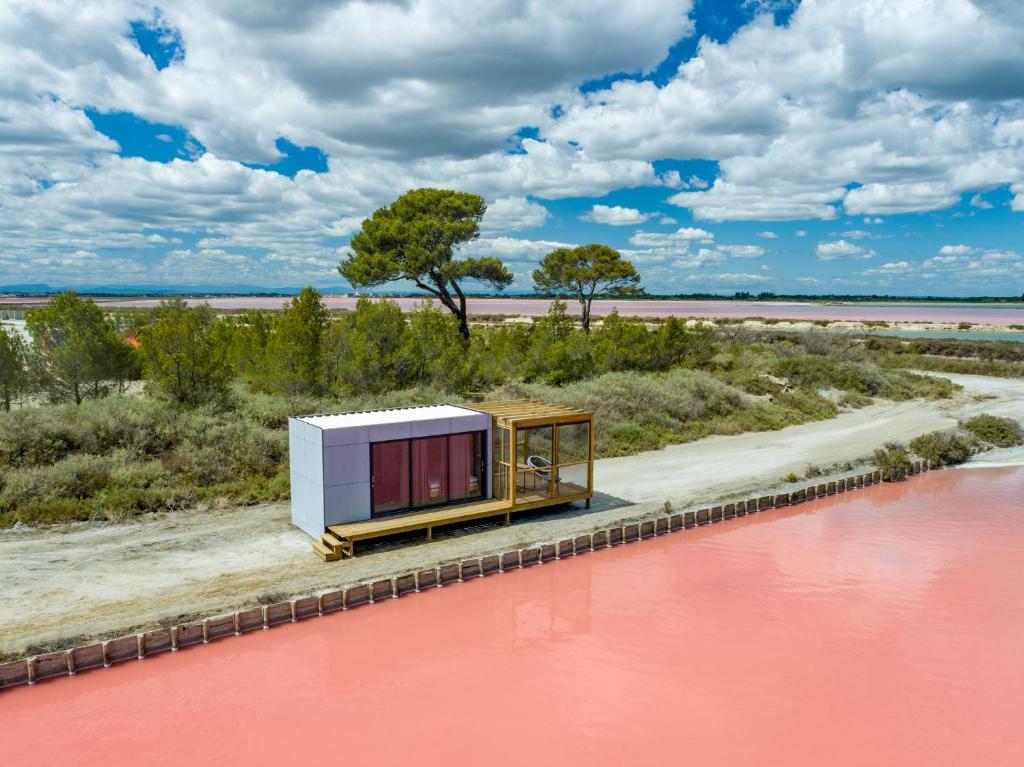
321;531;345;554
312;540;340;562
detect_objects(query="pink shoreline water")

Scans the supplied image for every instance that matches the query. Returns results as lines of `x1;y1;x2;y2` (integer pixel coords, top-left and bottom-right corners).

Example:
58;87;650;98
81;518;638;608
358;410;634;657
3;466;1024;766
4;295;1020;324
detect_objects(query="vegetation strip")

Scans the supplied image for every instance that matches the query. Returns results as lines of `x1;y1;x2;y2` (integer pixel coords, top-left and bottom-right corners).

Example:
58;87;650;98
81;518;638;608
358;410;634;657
0;462;933;692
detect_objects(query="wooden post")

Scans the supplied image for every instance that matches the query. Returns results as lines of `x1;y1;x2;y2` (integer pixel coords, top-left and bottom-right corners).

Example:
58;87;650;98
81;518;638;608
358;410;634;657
26;657;36;685
101;641;110;667
235;612;243;634
587;414;595;497
509;422;518;507
552;421;561;499
137;633;145;660
66;649;76;676
170;626;179;651
202;618;210;643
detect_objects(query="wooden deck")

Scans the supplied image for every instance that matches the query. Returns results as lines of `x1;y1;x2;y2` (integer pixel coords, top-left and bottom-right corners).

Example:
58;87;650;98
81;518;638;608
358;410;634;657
315;489;590;560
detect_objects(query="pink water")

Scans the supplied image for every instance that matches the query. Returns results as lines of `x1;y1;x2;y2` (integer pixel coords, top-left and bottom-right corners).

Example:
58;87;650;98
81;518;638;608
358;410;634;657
3;467;1024;766
72;296;1024;324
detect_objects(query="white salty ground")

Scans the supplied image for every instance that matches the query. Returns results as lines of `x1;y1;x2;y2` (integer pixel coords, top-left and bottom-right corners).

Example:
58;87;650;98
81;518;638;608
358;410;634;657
1;372;1022;656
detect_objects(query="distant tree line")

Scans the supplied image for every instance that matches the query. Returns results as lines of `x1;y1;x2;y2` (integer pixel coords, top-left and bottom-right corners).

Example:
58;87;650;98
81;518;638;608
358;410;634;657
0;288;717;411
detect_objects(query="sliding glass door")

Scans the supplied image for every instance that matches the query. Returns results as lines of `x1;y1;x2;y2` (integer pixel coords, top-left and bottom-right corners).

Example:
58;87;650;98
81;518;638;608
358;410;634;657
371;440;410;515
449;431;484;502
371;431;485;517
412;436;448;508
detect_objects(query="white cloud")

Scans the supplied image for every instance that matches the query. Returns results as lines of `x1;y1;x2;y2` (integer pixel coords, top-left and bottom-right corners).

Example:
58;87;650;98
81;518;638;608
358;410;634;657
795;230;808;237
581;204;651;225
756;230;777;238
659;216;678;225
716;244;765;258
864;260;913;275
482;197;550;233
548;1;1024;221
844;182;958;215
3;0;1024;289
815;240;875;261
938;244;975;256
921;249;1024;280
685;272;771;283
629;227;715;246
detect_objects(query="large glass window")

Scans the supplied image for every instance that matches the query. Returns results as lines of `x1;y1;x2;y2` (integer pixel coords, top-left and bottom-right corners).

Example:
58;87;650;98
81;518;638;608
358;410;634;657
373;431;485;516
412;435;448;508
449;432;484;502
371;440;409;515
511;421;591;503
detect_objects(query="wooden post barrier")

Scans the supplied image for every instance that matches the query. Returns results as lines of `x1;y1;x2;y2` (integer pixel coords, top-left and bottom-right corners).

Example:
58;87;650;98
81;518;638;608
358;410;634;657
1;459;904;693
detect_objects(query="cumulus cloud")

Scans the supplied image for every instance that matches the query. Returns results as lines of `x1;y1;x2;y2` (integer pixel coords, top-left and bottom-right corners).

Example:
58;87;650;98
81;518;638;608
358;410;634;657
863;261;914;276
716;244;765;258
629;227;715;247
684;272;771;283
938;244;975;256
482;197;550;233
2;0;1024;289
756;230;777;238
549;0;1024;221
580;204;652;225
815;240;875;261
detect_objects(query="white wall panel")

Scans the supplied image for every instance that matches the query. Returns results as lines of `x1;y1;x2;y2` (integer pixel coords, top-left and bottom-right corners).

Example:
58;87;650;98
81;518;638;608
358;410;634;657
368;421;413;442
323;443;370;486
324;482;372;526
409;417;454;438
322;424;369;447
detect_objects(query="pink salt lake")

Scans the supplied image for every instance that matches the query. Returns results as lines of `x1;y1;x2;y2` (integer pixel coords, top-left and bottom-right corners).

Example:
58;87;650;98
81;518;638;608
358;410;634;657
2;466;1023;766
69;296;1024;325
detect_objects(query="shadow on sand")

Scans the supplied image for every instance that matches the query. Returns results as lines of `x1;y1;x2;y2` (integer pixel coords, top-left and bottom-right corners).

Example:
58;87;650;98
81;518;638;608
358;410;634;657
353;491;637;558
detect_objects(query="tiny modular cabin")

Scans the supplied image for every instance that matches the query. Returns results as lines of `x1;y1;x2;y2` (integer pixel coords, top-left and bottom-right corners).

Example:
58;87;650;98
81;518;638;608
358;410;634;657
288;400;595;560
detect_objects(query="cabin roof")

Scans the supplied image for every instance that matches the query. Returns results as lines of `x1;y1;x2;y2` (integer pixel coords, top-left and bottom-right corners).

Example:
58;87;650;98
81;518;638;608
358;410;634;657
296;404;481;431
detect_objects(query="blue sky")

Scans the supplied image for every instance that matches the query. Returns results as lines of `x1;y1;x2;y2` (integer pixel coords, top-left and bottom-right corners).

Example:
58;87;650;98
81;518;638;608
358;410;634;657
1;0;1023;295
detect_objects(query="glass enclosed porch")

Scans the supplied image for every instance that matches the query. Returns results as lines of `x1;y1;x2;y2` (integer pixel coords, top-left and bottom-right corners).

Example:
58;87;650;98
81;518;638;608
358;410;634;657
472;400;595;508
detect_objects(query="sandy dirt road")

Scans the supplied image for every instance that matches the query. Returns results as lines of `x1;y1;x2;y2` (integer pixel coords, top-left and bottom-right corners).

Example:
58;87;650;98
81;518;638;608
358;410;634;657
1;372;1021;657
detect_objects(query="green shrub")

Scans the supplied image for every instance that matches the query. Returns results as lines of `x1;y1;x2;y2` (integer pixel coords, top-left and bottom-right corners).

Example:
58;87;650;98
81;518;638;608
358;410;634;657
909;430;974;467
962;415;1024;448
0;454;111;512
873;442;913;481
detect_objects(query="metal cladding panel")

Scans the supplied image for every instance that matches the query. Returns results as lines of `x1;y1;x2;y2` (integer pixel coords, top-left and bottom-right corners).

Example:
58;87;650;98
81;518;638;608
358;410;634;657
323;443;370;487
324;482;372;525
322;424;370;447
288;419;307;532
451;411;491;433
369;421;413;442
409;416;455;438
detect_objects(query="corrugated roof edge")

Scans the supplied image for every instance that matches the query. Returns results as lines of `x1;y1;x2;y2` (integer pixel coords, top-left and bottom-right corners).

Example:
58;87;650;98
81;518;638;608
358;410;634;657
293;402;484;429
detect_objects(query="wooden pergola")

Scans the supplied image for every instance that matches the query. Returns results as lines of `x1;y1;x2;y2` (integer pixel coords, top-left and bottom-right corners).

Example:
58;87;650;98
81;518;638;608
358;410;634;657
472;399;595;509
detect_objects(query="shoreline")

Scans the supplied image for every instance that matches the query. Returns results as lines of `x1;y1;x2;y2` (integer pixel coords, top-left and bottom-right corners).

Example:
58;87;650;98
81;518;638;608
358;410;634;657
1;371;1021;660
1;461;951;689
